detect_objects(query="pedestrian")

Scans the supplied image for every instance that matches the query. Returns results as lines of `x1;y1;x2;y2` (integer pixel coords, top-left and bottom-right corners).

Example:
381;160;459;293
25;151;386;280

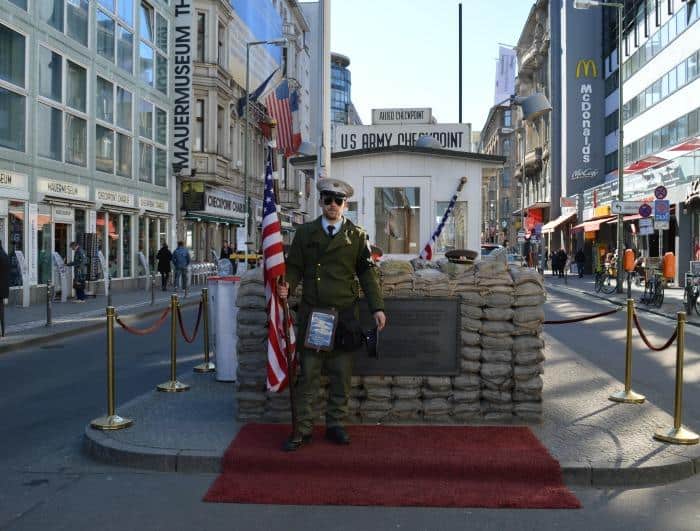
171;241;191;293
550;250;559;278
557;248;568;278
575;248;586;278
66;241;87;302
220;240;234;260
277;178;386;452
0;242;9;337
156;242;172;291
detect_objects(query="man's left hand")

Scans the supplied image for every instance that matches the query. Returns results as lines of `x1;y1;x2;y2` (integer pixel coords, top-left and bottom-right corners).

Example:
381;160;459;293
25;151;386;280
373;310;386;331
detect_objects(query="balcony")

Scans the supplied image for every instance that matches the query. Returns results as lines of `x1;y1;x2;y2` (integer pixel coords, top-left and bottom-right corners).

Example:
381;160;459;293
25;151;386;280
278;188;301;209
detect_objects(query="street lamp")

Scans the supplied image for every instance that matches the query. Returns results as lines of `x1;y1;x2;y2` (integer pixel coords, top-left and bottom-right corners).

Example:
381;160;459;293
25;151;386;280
243;38;287;267
510;92;552;266
574;0;625;292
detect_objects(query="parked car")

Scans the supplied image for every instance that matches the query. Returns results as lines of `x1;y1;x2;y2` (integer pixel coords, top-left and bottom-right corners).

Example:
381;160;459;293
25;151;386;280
481;243;504;256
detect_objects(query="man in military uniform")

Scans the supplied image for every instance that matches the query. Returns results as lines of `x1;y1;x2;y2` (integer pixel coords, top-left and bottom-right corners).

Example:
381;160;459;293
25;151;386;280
278;178;386;451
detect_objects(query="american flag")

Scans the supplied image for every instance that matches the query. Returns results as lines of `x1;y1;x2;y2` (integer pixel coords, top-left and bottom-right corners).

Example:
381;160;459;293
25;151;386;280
262;149;296;392
419;192;459;261
264;79;301;156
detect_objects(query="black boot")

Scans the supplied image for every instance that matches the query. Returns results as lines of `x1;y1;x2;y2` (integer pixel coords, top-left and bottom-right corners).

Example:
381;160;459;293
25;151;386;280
282;433;312;452
325;426;350;445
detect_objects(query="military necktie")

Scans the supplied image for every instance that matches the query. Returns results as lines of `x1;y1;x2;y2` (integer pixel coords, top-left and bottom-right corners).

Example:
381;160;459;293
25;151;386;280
328;225;335;238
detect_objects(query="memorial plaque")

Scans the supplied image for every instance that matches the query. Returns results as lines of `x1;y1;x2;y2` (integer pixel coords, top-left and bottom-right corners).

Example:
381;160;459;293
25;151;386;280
352;297;460;376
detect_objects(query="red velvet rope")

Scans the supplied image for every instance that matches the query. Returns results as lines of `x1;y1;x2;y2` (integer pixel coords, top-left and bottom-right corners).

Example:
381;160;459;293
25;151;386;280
115;307;170;336
633;312;677;351
544;306;621;325
177;301;203;344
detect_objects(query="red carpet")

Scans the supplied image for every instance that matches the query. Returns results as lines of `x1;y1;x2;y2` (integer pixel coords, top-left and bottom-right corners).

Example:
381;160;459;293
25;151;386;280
204;424;580;508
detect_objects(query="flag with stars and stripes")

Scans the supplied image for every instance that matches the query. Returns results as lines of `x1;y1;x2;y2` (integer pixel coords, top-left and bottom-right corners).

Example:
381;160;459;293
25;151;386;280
419;192;459;261
264;79;302;156
262;149;296;392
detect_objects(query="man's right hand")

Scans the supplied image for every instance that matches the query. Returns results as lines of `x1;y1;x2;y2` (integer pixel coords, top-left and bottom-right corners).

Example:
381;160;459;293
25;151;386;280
278;281;289;301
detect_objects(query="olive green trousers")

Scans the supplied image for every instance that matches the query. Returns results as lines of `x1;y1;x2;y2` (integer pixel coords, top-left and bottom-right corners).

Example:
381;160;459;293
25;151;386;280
293;349;353;435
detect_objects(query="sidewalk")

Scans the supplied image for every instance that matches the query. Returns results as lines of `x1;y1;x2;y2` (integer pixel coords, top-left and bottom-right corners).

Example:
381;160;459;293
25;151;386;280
83;322;700;488
542;270;698;325
0;285;201;354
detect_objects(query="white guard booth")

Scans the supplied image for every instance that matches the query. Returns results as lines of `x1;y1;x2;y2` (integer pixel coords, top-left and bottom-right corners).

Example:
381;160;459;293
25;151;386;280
207;275;240;381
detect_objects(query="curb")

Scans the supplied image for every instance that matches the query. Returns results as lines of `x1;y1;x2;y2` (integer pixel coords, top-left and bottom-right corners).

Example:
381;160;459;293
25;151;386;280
0;298;200;355
545;281;700;328
82;423;700;486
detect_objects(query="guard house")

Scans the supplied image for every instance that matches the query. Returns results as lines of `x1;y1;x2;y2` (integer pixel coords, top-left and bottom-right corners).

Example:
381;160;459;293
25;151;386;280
289;144;505;257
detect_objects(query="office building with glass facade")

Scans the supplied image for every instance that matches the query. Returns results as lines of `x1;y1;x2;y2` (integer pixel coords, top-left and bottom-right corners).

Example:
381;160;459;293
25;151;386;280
0;0;174;303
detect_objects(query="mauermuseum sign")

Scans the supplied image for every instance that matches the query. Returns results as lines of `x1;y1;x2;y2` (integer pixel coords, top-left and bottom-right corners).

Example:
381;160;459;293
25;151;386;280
335;123;472;152
352;298;460;376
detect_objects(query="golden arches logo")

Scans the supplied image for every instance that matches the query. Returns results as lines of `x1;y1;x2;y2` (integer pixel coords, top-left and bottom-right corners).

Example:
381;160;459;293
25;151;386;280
576;59;598;78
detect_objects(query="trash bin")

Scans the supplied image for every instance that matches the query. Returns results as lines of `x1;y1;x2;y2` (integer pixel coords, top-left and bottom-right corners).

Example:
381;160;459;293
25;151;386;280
207;275;240;381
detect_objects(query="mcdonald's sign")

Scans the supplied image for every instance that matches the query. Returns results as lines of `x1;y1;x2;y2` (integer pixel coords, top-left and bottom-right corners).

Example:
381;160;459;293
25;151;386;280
576;59;598;78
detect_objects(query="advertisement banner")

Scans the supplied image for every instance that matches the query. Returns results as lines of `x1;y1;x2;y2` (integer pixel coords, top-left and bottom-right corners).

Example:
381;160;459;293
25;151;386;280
494;45;516;105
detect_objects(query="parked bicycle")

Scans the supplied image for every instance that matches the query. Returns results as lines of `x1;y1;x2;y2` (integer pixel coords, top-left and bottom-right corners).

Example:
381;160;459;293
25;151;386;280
640;269;665;308
594;261;618;294
684;274;700;316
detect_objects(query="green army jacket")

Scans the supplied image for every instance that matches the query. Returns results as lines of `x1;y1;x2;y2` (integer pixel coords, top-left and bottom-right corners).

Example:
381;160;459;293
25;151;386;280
286;216;384;315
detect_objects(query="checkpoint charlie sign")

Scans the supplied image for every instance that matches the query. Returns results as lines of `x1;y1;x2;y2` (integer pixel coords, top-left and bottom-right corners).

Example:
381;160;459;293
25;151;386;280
371;107;432;125
335;123;472;152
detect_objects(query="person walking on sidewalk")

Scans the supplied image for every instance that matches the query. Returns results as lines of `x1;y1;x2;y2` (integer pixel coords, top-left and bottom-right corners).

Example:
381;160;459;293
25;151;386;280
172;241;191;294
156;243;172;291
66;241;87;302
557;248;568;278
0;243;9;336
277;178;386;452
575;248;586;278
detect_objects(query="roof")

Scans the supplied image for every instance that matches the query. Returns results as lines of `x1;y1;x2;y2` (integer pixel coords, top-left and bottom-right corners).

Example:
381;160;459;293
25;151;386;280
289;145;506;166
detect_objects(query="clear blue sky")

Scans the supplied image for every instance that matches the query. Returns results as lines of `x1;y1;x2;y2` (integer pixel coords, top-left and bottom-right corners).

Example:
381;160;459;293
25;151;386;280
331;0;534;131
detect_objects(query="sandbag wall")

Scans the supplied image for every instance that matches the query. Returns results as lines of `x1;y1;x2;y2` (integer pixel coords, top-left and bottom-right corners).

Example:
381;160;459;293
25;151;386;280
234;259;546;423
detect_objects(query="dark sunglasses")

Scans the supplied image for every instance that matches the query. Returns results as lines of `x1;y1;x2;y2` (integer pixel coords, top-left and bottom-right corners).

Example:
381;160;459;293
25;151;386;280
322;196;345;206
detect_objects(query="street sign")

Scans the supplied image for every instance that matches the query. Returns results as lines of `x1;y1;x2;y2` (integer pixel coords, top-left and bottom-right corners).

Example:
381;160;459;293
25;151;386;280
654;199;670;230
612;200;644;214
639;203;653;218
639;218;653;235
654;185;667;200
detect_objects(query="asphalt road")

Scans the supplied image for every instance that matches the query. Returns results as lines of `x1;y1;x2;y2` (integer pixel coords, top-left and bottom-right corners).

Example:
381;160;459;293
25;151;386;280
1;296;700;530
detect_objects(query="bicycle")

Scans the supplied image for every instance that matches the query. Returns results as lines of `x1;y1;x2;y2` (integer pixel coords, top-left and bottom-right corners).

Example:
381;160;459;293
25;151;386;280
594;262;618;294
641;270;665;308
683;274;700;316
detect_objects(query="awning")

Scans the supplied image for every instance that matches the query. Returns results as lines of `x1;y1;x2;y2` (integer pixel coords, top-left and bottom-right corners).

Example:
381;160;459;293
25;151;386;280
572;217;615;233
525;201;550;210
541;211;577;234
183;213;244;225
605;214;642;224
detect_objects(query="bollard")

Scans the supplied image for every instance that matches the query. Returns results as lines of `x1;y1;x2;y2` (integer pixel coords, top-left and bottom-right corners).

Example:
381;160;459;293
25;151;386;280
627;272;632;300
654;312;699;444
46;283;53;327
90;307;134;430
609;299;646;404
194;288;215;373
150;273;155;306
107;276;112;307
157;294;190;392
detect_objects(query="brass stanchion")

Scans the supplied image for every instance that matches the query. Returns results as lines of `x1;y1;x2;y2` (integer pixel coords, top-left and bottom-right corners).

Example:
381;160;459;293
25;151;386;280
654;312;699;444
157;294;190;392
609;299;646;404
91;307;134;430
194;288;215;373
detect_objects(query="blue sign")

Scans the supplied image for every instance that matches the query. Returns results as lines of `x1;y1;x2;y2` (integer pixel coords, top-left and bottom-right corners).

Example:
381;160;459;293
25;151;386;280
654;199;670;230
654;185;667;200
639;203;652;218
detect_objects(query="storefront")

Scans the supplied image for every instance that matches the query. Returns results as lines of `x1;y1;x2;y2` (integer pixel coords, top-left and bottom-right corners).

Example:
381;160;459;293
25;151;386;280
0;169;30;292
136;197;171;274
181;187;244;262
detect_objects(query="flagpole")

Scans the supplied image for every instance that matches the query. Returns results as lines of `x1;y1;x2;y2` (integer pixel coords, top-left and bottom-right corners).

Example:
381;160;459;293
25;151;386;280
420;176;468;259
279;273;298;435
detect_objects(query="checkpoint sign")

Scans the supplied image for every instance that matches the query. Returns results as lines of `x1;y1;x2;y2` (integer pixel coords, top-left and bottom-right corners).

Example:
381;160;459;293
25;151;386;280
638;203;652;218
654;199;670;230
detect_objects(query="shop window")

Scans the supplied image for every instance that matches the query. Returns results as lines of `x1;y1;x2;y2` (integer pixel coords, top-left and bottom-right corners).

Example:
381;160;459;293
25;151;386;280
108;213;120;278
37;207;52;285
138;217;147;273
9;201;24;286
123;214;132;277
149;218;157;268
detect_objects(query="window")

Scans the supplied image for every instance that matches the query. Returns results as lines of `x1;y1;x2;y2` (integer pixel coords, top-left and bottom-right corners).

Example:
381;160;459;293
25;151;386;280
194;99;205;151
139;143;153;182
155;107;167;144
374;187;421;254
97;10;115;61
139;41;154;85
39;47;62;102
116;133;132;177
9;0;27;9
140;2;154;42
0;24;26;152
434;201;468;252
117;26;134;73
139;2;167;91
217;105;224;154
503;110;512;128
66;60;86;112
137;102;167;186
96;125;114;173
98;80;134;178
196;13;205;62
119;0;134;26
139;99;153;138
218;21;226;67
37;103;62;161
39;1;64;33
96;77;114;123
66;0;89;47
116;87;132;130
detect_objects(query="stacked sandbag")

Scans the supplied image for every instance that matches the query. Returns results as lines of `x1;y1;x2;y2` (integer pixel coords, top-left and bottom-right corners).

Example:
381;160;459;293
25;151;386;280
390;376;423;422
379;260;414;297
359;376;393;422
235;268;268;420
451;373;481;420
413;269;450;297
422;377;452;423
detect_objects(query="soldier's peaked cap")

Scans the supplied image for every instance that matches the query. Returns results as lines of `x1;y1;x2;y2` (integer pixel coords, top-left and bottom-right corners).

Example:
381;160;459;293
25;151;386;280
317;178;354;199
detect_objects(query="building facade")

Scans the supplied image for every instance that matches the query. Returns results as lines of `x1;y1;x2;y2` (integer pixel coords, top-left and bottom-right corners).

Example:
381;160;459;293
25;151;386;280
0;0;175;303
330;52;361;125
